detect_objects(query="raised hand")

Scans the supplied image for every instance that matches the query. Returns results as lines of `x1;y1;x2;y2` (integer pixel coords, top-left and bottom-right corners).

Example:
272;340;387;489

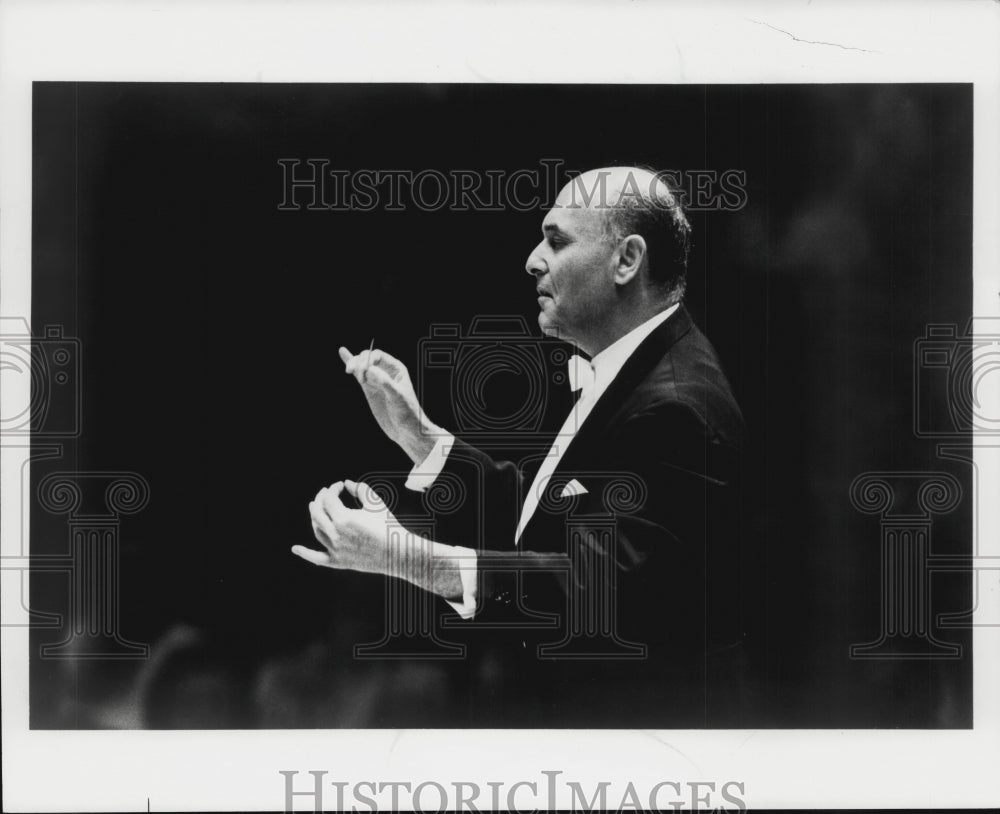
338;345;441;465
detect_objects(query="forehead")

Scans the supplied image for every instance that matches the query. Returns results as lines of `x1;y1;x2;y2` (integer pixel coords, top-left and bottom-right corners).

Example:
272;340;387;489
540;198;607;237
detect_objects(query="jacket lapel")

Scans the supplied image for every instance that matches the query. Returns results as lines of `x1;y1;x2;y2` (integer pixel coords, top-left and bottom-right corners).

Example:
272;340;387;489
551;305;693;476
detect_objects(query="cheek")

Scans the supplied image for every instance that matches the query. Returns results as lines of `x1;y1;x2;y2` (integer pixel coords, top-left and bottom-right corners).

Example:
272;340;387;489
551;260;583;299
562;262;604;307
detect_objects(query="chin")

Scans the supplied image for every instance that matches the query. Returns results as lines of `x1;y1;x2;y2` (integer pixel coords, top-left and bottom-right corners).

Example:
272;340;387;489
538;316;569;343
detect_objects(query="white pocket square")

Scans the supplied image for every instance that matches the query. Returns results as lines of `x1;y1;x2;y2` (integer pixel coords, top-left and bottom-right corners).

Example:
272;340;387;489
559;478;589;498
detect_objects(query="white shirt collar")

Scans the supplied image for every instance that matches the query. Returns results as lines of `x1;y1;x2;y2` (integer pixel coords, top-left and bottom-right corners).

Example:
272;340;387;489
588;303;680;399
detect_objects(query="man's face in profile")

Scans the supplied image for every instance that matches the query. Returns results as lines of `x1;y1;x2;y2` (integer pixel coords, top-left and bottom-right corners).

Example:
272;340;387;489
525;182;617;349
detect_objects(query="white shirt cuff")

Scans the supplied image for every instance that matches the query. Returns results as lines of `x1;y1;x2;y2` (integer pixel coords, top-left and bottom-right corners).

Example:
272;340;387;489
404;432;455;492
444;546;478;619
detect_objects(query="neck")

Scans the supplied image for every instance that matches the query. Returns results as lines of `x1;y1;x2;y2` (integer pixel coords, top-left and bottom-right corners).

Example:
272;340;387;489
578;297;678;357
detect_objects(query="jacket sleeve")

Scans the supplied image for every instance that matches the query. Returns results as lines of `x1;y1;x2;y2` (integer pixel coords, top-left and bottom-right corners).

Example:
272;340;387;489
422;436;527;553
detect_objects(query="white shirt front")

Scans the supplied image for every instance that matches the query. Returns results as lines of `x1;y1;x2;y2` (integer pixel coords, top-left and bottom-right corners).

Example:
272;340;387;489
406;304;680;617
513;304;678;542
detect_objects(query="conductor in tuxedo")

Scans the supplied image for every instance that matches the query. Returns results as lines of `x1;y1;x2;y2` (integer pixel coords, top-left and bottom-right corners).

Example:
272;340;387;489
294;167;751;727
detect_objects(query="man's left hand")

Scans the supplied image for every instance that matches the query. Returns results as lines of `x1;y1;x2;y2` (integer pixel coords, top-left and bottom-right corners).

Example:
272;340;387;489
292;480;397;575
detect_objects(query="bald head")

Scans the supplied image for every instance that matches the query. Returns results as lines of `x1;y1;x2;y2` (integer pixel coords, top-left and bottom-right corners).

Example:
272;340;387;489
526;165;691;355
556;166;691;301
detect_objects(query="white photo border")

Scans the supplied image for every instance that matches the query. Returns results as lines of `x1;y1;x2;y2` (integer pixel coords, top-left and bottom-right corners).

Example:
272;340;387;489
2;0;999;810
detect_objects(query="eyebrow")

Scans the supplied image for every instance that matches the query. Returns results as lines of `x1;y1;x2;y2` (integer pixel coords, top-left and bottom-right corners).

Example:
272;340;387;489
542;223;570;237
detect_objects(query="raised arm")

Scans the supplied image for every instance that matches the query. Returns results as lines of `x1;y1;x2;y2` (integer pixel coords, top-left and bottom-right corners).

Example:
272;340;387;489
337;345;528;546
337;345;442;467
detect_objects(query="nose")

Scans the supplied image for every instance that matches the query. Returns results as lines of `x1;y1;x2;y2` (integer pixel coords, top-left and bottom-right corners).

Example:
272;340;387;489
525;241;546;277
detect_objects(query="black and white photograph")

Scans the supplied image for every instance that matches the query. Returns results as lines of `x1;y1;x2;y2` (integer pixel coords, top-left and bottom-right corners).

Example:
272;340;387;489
2;1;999;811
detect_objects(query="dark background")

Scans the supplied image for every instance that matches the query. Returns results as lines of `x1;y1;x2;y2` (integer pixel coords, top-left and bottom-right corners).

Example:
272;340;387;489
30;83;972;728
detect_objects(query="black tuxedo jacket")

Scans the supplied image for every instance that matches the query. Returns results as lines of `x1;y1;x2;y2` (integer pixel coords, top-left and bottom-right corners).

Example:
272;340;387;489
429;306;752;726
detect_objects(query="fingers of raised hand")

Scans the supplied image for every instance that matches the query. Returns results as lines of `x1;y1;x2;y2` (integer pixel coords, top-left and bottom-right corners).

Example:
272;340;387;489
341;347;370;378
339;346;365;379
340;346;400;389
367;349;412;385
352;350;371;384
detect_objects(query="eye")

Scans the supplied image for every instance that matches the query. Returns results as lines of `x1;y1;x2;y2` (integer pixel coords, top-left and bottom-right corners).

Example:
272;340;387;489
548;235;566;249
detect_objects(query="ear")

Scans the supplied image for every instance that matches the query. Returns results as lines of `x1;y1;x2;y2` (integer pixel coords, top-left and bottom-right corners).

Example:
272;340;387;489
613;234;647;286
